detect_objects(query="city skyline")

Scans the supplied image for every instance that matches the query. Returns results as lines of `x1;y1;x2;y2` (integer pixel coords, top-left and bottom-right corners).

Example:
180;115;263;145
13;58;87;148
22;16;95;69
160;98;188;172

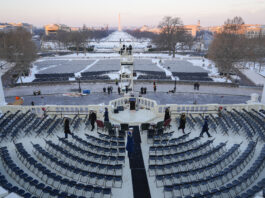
0;0;265;27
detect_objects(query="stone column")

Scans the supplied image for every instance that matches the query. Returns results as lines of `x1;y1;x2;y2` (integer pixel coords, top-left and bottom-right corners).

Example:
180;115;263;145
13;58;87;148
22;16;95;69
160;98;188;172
0;74;6;106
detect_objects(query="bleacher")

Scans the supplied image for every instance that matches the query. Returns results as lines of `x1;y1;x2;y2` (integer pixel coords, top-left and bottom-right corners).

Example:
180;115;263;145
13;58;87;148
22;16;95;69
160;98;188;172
172;72;213;82
136;70;171;80
33;73;75;83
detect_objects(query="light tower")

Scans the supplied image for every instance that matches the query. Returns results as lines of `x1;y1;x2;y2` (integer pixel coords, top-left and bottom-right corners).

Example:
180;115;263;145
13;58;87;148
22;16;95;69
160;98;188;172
118;13;122;31
119;45;134;94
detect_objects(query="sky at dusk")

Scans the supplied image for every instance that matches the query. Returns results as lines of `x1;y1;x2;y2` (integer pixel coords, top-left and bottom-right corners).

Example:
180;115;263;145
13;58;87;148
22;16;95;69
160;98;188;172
0;0;264;27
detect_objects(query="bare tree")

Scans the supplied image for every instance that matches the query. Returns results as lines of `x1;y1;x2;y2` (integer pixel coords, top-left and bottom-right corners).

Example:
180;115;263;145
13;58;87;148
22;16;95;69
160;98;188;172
208;16;246;76
223;16;245;34
0;28;37;84
156;16;188;57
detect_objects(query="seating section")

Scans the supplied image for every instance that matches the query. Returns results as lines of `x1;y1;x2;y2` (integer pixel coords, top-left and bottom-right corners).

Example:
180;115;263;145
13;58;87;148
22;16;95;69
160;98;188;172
137;70;171;80
144;109;265;198
172;72;213;81
0;110;128;197
1;108;265;198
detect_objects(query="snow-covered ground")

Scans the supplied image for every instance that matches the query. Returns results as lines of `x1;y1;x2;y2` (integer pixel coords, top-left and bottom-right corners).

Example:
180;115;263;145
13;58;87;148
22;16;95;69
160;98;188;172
236;62;265;85
240;69;265;86
41;31;151;52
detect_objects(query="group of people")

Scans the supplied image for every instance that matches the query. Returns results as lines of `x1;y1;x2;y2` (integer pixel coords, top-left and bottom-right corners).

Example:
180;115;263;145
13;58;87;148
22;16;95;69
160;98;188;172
176;112;211;137
163;107;211;138
119;44;133;55
103;86;113;94
63;110;98;138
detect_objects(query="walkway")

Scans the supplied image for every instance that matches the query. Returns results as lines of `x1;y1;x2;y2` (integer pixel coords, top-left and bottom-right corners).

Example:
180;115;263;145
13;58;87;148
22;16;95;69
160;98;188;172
5;92;251;106
129;126;151;198
4;82;262;97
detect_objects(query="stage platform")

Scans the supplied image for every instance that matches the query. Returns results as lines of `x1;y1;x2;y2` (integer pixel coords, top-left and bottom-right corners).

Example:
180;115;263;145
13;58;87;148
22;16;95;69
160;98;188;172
110;109;157;124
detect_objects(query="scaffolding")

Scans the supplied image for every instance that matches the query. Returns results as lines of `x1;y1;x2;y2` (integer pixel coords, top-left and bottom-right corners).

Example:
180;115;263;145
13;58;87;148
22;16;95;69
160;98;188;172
119;45;134;94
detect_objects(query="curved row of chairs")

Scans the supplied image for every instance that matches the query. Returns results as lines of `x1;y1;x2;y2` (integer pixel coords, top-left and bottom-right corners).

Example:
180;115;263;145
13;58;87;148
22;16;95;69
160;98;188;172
164;144;265;198
155;143;240;188
148;139;215;176
44;140;124;169
150;136;202;155
30;143;122;190
57;137;125;159
85;133;125;146
152;141;227;175
152;133;190;148
162;141;257;197
1;146;111;198
149;139;214;165
150;141;237;178
72;134;125;150
15;143;113;196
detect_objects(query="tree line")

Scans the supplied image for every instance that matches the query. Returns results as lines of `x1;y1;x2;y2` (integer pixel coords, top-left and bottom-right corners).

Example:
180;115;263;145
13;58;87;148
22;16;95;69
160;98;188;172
43;28;114;54
0;27;37;85
208;16;265;75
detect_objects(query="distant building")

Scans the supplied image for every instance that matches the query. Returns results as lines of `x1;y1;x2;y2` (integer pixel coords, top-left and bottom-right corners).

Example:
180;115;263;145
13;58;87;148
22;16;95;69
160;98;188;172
139;25;160;34
244;25;264;38
44;24;71;36
70;27;80;32
0;22;33;33
139;21;201;37
206;24;265;38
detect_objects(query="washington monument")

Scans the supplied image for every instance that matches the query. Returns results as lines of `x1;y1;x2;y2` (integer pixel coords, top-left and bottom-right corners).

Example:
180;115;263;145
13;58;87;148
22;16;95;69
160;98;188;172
118;13;122;31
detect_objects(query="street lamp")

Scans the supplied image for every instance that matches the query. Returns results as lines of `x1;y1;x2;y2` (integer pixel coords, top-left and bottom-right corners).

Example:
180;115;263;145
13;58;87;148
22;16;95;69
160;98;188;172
174;77;177;93
77;75;81;93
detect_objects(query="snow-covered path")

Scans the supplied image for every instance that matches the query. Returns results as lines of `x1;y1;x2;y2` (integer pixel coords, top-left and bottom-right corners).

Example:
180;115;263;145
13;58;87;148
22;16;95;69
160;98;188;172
153;59;174;80
75;59;99;77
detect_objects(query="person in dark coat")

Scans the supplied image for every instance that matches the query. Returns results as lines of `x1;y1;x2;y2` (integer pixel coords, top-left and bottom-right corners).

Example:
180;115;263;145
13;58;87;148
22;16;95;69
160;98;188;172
107;87;110;95
89;111;97;131
103;87;106;93
164;107;171;121
31;101;35;106
104;108;109;122
64;118;72;138
200;116;212;138
126;128;134;159
178;113;186;134
154;85;157;92
118;87;121;95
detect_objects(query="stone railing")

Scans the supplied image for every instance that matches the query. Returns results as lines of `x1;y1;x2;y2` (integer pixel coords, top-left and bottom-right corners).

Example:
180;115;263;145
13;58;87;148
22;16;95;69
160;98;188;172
0;104;110;119
0;96;264;121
